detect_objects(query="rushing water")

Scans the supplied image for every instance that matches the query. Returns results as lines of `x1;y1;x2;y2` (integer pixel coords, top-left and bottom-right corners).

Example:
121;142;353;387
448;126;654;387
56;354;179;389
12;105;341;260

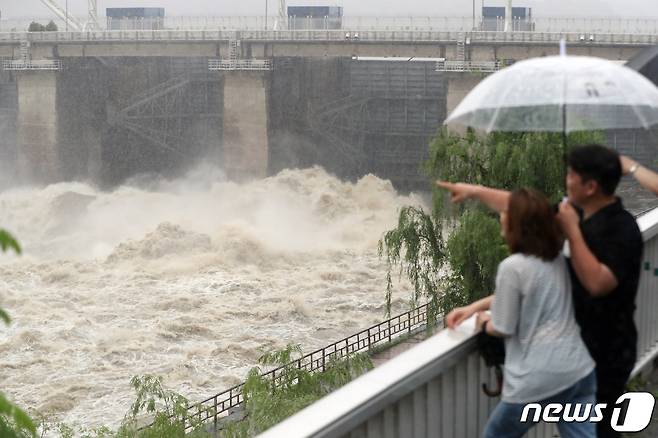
0;165;425;428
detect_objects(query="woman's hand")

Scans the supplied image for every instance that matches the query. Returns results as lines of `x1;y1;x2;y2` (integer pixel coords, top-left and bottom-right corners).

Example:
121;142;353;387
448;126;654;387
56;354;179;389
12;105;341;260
446;304;476;329
436;181;477;203
476;311;492;332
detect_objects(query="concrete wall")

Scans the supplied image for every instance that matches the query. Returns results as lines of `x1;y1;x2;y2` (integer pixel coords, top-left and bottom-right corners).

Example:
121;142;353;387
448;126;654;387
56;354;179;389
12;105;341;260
16;72;59;183
52;43;223;58
445;72;487;117
56;60;108;182
0;38;648;62
0;71;18;188
222;71;269;181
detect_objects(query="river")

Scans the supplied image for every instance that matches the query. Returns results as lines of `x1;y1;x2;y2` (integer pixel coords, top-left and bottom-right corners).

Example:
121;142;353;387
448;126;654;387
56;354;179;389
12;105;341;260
0;165;424;428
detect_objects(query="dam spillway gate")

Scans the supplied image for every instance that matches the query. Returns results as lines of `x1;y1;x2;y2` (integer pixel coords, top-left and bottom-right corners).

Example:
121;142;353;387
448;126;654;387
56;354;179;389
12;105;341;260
0;56;447;191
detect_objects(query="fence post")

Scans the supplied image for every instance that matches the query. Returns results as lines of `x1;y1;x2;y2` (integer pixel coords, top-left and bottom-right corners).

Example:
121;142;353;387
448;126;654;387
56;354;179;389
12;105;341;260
322;348;326;372
367;328;371;350
214;396;218;432
388;319;392;343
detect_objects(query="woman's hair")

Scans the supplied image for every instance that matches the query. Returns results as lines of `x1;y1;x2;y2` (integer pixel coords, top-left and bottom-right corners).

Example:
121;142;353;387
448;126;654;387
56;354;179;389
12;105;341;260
505;188;563;261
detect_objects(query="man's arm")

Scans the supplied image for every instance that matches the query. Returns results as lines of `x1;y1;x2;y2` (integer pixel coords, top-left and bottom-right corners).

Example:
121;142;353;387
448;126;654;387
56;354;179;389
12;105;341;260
621;155;658;196
557;201;618;296
436;181;511;212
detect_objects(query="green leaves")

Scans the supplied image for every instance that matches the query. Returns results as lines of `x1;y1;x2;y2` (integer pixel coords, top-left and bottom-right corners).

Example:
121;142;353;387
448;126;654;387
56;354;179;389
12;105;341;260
0;392;37;438
0;308;10;325
0;229;21;255
445;209;508;303
114;375;203;438
378;206;444;318
224;347;373;438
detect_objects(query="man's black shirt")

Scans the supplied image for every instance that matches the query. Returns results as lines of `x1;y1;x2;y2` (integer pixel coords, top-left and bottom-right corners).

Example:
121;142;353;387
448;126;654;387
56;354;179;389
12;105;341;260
567;198;644;381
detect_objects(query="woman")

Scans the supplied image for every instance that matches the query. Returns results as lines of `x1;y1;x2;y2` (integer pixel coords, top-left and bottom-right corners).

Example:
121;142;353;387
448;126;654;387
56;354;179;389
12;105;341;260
446;188;596;438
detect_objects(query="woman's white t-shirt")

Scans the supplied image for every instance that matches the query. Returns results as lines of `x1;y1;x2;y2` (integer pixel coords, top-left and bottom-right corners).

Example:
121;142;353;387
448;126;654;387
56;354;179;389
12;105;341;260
490;253;595;404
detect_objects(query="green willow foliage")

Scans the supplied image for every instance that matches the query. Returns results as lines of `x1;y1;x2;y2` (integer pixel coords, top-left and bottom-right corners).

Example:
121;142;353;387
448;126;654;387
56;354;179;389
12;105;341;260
115;375;207;438
221;344;373;437
380;128;601;320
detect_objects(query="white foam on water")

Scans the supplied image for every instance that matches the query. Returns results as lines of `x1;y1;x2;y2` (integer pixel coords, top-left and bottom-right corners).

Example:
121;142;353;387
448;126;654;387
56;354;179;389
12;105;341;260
0;165;425;428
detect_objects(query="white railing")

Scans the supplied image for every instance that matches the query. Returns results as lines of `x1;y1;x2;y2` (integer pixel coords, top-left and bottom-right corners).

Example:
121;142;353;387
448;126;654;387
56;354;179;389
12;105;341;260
3;16;658;34
1;59;61;70
259;206;658;438
436;60;501;72
208;59;272;71
0;30;656;46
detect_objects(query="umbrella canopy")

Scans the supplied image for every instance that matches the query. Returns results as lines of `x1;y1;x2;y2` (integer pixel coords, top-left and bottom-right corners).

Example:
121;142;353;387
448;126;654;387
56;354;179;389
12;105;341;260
445;55;658;133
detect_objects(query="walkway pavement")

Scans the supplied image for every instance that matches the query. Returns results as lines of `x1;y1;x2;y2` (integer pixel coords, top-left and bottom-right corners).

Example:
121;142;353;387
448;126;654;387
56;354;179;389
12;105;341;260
370;331;431;368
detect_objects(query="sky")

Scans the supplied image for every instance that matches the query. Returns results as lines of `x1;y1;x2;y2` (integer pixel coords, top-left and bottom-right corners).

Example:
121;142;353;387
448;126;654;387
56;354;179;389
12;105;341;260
1;0;656;20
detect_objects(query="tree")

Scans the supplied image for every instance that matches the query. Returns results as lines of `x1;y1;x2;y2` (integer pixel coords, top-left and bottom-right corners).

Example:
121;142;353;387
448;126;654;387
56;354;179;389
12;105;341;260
44;21;58;32
380;129;599;322
27;22;45;32
0;230;36;437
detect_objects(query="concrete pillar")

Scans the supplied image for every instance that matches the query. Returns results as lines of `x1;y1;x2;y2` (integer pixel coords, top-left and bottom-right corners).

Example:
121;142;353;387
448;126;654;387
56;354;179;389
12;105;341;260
56;62;106;184
0;73;18;188
222;71;269;181
16;72;59;183
445;72;487;118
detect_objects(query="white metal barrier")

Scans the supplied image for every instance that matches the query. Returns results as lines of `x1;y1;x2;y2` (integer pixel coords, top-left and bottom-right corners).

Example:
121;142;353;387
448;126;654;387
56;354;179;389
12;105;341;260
0;30;656;46
436;60;501;72
208;59;272;71
259;206;658;438
3;16;658;34
1;59;61;70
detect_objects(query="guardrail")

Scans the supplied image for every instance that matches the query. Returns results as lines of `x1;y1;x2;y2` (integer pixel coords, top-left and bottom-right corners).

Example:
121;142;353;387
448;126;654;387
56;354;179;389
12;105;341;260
208;59;272;71
1;59;62;70
260;206;658;438
179;303;433;431
0;30;656;46
436;60;501;72
3;16;658;34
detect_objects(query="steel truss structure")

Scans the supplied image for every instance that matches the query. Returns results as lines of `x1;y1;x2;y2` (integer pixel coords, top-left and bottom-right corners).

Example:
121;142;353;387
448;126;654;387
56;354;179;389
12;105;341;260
303;59;445;189
109;66;221;155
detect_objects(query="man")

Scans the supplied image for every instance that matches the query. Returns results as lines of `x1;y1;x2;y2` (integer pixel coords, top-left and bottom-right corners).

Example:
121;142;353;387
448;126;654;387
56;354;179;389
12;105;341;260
621;154;658;196
439;144;643;438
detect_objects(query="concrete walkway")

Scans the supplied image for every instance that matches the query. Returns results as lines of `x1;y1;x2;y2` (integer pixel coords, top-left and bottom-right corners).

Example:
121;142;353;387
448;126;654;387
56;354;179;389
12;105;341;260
370;331;431;368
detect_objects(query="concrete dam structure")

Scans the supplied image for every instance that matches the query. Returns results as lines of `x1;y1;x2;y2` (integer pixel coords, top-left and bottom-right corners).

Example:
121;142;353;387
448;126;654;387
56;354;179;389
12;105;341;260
1;29;656;190
0;56;448;190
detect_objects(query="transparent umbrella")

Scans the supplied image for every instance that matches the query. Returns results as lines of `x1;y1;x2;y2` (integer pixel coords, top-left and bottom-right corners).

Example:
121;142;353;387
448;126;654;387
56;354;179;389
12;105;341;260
445;55;658;135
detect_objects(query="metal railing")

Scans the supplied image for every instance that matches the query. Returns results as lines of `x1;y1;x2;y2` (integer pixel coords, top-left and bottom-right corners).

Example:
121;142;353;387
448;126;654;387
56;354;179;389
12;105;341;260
260;206;658;438
436;60;501;72
3;16;658;34
1;59;61;70
0;30;656;46
179;303;432;431
208;59;272;71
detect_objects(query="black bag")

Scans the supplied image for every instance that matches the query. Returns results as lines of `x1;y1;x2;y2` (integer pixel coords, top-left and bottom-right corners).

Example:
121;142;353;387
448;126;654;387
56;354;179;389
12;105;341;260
476;329;505;397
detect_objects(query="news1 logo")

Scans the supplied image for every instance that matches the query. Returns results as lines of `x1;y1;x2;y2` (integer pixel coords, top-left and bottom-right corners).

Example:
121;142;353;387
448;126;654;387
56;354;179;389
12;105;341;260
520;392;656;432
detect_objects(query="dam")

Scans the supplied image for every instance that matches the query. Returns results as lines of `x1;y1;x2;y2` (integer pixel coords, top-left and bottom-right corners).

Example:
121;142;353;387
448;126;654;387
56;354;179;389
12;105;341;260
0;28;656;190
